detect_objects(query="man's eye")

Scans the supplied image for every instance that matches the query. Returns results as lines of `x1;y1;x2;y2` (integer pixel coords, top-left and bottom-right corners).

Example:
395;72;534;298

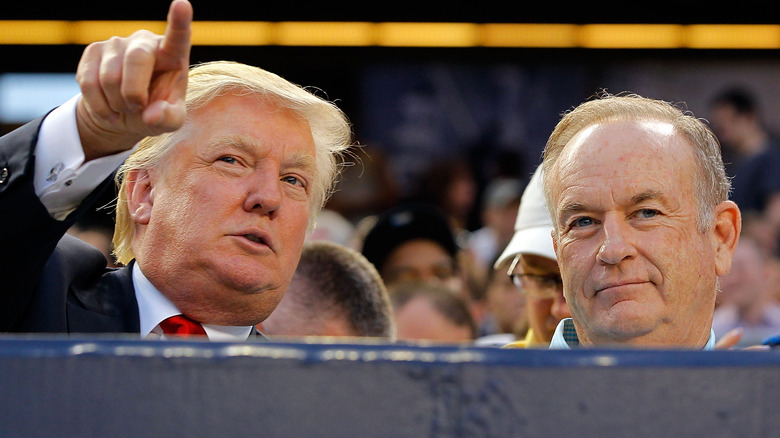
218;156;237;164
282;175;304;187
571;217;594;228
637;209;659;219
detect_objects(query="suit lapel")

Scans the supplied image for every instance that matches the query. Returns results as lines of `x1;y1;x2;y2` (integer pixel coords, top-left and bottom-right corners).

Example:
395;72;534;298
68;262;140;334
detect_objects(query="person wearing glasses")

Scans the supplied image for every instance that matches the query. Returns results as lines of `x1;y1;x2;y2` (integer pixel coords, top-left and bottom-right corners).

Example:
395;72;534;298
493;166;571;348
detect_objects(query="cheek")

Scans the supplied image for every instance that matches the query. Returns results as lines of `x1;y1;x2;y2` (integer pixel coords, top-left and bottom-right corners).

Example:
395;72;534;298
559;243;593;293
529;300;551;320
559;236;596;270
279;205;311;257
645;231;710;282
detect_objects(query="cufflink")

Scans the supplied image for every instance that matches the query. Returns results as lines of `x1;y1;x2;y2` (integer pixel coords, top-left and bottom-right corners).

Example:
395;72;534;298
46;162;64;183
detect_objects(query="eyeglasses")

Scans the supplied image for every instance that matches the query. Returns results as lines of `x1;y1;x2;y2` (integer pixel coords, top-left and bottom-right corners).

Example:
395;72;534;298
510;273;563;299
506;255;563;300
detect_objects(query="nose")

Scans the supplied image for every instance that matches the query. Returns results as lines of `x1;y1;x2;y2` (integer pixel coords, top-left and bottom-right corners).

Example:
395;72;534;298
243;169;282;216
596;214;637;265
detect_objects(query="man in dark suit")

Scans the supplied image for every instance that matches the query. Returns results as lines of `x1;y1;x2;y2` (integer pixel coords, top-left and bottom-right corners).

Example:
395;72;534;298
0;0;353;340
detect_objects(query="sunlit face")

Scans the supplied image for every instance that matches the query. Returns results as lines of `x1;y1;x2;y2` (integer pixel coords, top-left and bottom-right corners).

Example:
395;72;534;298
549;120;720;347
512;254;570;343
130;94;317;326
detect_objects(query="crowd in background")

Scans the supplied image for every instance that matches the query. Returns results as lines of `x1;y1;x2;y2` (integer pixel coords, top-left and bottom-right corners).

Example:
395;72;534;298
61;84;780;349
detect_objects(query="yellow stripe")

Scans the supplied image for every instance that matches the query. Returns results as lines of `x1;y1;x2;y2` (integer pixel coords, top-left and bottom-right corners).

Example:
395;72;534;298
0;21;777;49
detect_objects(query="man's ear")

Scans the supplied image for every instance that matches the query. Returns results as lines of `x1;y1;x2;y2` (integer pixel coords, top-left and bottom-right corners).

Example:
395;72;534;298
712;200;742;277
125;168;154;225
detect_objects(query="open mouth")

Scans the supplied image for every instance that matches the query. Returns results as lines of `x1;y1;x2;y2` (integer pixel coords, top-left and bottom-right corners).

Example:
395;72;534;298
244;234;265;244
231;228;274;252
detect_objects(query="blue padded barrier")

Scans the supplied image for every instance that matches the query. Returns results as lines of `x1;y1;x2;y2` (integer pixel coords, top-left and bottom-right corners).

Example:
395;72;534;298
1;335;780;437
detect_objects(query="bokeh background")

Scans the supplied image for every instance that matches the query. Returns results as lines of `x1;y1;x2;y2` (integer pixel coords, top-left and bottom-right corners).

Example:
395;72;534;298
3;2;779;233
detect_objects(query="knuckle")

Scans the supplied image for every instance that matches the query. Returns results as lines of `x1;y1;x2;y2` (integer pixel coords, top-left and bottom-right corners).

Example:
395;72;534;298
77;71;99;90
124;44;155;63
99;69;122;88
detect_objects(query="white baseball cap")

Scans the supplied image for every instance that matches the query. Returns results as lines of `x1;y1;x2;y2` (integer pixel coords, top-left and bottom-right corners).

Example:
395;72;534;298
494;165;556;269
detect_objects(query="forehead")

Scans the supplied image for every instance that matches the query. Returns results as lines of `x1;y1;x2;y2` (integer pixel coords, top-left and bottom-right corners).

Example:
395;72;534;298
550;120;698;206
185;94;315;151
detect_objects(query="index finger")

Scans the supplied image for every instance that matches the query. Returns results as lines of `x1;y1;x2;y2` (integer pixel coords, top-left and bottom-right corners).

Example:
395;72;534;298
160;0;193;61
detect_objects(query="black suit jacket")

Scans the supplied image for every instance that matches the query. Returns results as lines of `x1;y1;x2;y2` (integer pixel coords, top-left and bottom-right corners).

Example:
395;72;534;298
0;116;140;333
0;115;264;339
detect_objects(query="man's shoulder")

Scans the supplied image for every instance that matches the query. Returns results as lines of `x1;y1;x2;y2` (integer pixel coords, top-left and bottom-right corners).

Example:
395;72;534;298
8;234;137;333
50;234;116;281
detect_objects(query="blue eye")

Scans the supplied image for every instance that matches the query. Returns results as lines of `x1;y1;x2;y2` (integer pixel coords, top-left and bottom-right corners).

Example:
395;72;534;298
572;217;594;228
282;175;304;187
638;209;658;219
218;156;237;164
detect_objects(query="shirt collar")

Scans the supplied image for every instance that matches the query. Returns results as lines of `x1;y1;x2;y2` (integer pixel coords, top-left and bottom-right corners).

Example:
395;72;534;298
549;318;717;350
132;263;253;341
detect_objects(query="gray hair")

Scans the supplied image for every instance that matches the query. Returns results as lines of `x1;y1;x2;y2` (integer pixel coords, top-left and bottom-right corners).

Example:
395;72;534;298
542;92;730;233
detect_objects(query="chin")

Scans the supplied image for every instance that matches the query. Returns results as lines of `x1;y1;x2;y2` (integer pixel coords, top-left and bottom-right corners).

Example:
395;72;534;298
213;261;285;292
600;322;656;342
202;296;282;326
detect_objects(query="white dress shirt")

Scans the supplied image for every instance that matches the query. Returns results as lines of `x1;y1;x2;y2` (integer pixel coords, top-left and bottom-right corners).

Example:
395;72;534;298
133;264;253;341
34;95;133;219
33;95;253;341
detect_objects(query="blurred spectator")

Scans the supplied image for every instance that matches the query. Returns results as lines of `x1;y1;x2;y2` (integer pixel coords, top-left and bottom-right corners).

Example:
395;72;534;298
325;145;400;226
712;235;780;347
360;202;493;331
260;240;395;339
709;88;780;239
740;211;779;258
494;166;570;348
390;281;476;343
306;209;355;247
361;203;464;294
474;256;529;346
413;157;479;234
466;177;524;271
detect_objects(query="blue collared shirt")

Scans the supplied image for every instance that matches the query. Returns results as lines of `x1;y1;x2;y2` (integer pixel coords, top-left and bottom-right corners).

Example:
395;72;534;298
549;318;717;350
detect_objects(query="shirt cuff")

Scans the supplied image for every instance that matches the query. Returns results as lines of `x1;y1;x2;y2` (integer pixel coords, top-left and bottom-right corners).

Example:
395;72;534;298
34;94;135;220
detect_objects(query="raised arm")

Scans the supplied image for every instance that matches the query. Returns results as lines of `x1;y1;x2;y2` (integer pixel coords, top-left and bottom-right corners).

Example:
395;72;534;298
0;0;194;330
75;0;193;162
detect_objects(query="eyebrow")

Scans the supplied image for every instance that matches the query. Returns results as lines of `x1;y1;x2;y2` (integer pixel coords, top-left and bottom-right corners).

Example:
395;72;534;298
557;189;665;217
630;189;663;206
558;201;587;217
206;135;255;156
285;151;317;176
209;135;317;173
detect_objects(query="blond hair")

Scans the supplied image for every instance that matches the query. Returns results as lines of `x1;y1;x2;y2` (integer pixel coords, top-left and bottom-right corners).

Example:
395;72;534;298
112;61;352;264
542;92;730;233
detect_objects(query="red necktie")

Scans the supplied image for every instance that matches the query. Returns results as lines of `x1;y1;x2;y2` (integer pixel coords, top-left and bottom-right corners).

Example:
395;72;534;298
159;315;207;337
